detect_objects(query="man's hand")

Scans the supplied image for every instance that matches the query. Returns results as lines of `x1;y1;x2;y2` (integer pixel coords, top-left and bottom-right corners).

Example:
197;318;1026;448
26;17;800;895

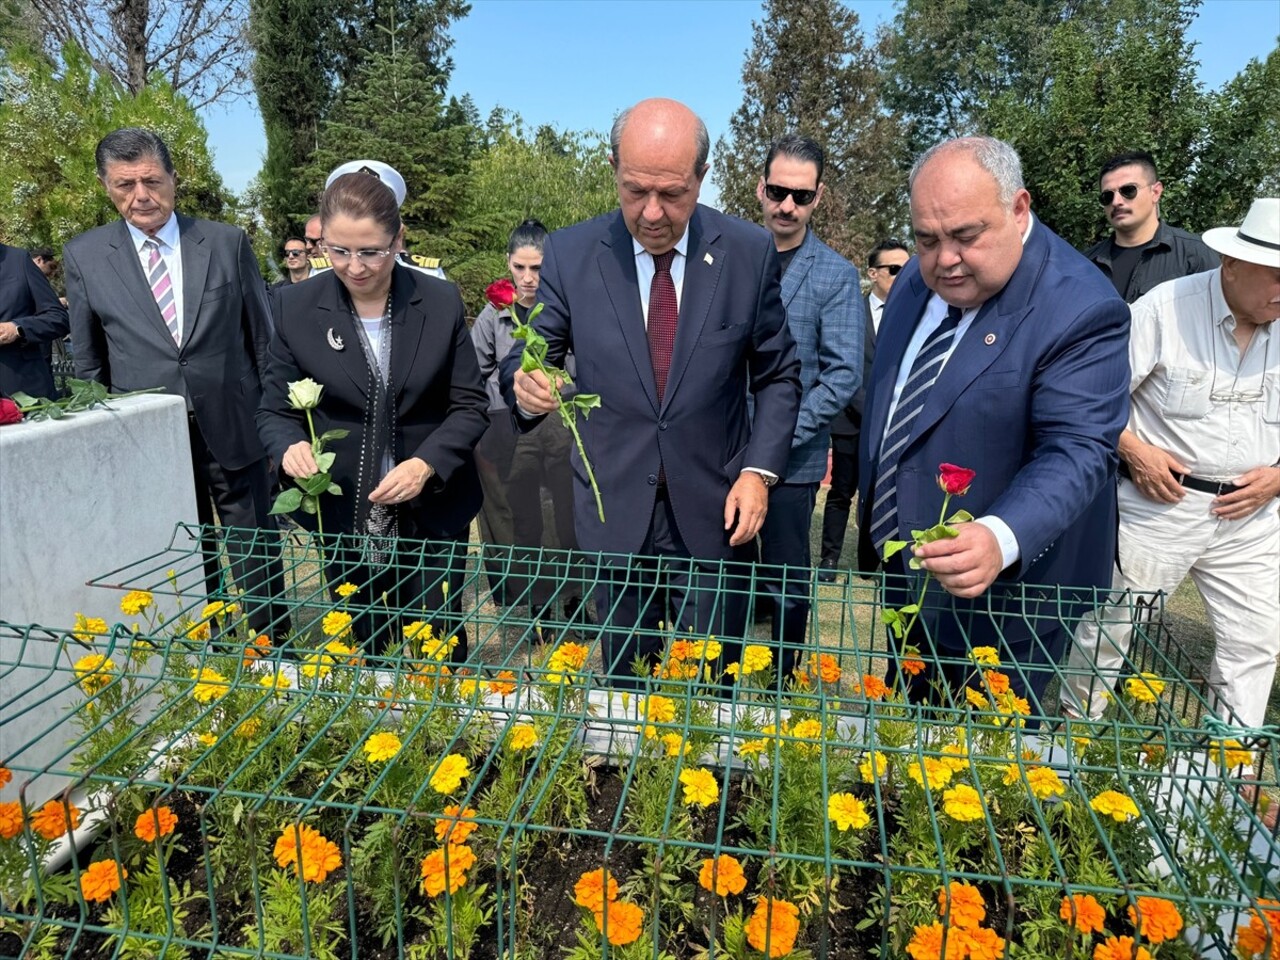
281;440;318;479
724;472;768;547
1121;434;1189;504
0;322;19;346
370;457;434;504
513;369;559;415
1212;466;1280;521
914;523;1004;599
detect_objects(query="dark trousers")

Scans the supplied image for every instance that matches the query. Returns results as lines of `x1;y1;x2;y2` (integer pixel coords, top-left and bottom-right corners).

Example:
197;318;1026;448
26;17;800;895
189;417;288;639
757;480;819;678
819;432;859;565
595;488;750;688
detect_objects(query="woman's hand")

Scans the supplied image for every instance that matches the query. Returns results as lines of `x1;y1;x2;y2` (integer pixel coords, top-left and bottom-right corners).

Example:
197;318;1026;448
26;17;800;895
281;440;319;479
370;457;434;504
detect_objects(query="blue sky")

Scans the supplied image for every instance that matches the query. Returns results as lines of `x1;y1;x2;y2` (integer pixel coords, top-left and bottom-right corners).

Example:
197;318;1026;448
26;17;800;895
201;0;1280;201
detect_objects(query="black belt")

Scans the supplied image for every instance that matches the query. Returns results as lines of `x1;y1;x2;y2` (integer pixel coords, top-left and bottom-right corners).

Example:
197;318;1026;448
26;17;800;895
1118;462;1241;496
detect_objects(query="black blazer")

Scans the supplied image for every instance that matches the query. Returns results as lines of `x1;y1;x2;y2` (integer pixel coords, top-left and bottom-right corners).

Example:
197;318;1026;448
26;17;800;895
257;266;488;539
0;243;69;399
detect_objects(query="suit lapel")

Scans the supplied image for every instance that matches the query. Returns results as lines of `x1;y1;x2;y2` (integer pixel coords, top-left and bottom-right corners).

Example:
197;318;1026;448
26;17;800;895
108;221;178;354
781;230;814;307
596;214;659;413
662;209;721;410
389;267;426;398
315;274;368;397
178;215;210;351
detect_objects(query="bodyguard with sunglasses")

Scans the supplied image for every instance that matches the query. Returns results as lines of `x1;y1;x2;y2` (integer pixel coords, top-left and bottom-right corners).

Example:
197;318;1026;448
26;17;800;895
270;237;314;290
1083;150;1216;303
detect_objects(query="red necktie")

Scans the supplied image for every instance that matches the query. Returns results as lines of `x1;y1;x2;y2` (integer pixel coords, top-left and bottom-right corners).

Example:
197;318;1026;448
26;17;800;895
647;249;678;401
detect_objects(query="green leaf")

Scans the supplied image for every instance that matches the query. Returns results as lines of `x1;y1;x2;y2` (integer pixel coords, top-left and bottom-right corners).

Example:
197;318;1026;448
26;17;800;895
300;495;318;515
882;540;909;561
900;603;920;615
298;472;333;495
269;488;304;515
314;451;336;473
946;509;975;525
573;393;601;413
327;484;342;496
908;557;923;570
318;429;349;443
917;522;960;544
10;391;39;407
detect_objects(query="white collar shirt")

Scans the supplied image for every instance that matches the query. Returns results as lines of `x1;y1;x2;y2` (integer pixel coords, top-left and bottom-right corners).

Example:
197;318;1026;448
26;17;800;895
632;228;690;327
868;291;886;334
1128;267;1279;480
126;214;185;341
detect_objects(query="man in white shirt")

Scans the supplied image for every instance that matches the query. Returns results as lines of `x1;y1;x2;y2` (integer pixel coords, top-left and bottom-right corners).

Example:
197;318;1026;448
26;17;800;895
1064;198;1280;727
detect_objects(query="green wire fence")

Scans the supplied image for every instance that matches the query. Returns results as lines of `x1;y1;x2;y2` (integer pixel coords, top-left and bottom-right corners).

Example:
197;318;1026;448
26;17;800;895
1;523;1277;959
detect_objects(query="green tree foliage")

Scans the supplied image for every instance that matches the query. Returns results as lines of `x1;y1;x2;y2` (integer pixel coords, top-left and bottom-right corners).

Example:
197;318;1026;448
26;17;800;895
714;0;909;264
0;44;229;250
327;0;469;93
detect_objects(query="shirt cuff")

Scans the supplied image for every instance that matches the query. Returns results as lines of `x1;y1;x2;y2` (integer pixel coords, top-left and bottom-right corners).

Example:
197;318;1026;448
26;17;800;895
974;515;1020;571
742;467;779;483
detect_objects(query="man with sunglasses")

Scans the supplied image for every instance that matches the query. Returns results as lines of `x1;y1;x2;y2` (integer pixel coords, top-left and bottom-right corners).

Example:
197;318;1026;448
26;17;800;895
1083;150;1215;303
271;237;312;290
752;135;862;675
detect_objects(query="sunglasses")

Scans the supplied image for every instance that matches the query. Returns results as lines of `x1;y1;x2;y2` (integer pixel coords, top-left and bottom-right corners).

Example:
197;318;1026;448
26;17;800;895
871;263;903;276
305;236;323;244
1099;183;1141;206
283;249;307;258
764;183;818;206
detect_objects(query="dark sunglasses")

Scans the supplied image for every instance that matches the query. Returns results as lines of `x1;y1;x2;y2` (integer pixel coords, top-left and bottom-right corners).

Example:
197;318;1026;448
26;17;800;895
1099;183;1141;206
871;263;903;276
764;183;818;206
283;249;307;258
304;236;323;244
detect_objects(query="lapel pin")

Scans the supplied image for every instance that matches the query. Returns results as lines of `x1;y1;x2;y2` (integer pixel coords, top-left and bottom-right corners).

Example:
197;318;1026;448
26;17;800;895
984;333;997;346
704;252;714;265
327;328;345;351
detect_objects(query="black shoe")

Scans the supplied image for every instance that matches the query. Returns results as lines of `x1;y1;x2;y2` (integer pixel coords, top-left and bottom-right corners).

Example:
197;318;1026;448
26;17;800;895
817;559;839;584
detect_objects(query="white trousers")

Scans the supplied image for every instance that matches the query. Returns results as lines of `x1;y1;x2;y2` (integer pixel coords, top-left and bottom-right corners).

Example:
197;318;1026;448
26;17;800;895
1063;479;1280;727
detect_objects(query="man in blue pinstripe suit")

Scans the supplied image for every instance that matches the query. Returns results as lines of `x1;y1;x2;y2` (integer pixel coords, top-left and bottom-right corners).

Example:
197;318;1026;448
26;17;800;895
754;135;864;679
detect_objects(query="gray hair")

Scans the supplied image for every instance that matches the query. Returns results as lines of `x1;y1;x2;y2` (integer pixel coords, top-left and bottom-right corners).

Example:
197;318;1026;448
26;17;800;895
610;104;710;177
909;136;1025;208
95;128;175;179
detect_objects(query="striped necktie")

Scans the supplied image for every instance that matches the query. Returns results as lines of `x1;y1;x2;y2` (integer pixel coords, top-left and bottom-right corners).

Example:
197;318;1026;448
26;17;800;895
867;304;964;554
144;238;180;346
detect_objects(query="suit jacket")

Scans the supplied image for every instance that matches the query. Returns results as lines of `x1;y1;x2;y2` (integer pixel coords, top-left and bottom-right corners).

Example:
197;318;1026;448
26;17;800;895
64;214;272;470
776;229;863;483
857;217;1130;613
0;243;69;399
830;293;879;439
257;266;488;539
499;205;802;559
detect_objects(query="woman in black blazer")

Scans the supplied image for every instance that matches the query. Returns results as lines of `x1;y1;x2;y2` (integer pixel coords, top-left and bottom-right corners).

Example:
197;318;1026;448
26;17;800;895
257;169;488;656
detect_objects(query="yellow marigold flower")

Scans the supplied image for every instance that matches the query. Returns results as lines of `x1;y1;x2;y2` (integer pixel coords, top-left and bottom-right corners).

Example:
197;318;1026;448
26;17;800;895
906;922;966;960
433;805;478;845
965;687;989;710
430;754;471;794
860;751;890;782
552;641;590;669
457;678;480;698
363;732;402;763
969;646;1000;666
201;601;237;622
939;741;969;774
661;733;690;757
321;610;353;638
507;724;538;752
573;868;619;911
30;799;80;840
593;900;644;946
80;859;126;903
1124;672;1165;703
679;768;719;808
487;670;517;697
737;737;768;757
1091;789;1140;823
235;717;262;738
744;897;800;958
190;667;229;704
789;717;825;755
324;639;357;662
0;801;24;840
120;590;153;616
72;613;109;642
739;644;773;675
938;881;986;929
1060;893;1106;933
300;653;333;679
420;843;475;897
1126;896;1183;944
260;671;291;691
134;806;178;842
184;619;210;642
197;732;217;747
643;695;676;726
73;654;116;695
335;582;358;599
1210;739;1254;769
274;824;342;883
698;854;747;896
907;757;953;791
942;783;985;822
1026;766;1066;800
828;792;870;831
1094;936;1152;960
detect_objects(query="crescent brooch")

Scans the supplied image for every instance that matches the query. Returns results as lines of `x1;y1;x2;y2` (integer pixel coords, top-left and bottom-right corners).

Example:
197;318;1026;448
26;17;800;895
327;328;345;351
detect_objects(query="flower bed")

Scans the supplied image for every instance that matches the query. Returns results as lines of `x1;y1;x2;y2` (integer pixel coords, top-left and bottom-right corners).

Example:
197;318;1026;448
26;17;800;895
1;530;1279;960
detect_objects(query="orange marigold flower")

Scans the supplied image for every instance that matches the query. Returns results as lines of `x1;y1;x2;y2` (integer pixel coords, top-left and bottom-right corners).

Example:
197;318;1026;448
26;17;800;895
420;843;475;897
242;634;271;666
487;670;518;696
80;859;126;903
274;824;342;883
859;674;888;700
592;899;644;946
810;653;841;684
433;805;479;845
667;640;696;661
134;806;178;842
30;800;80;840
960;927;1006;960
573;868;619;912
744;897;801;958
0;801;23;840
1126;897;1183;944
1093;936;1151;960
937;881;986;929
906;922;966;960
0;766;10;788
1060;893;1106;934
698;855;747;896
983;670;1010;695
1237;919;1269;958
901;657;927;677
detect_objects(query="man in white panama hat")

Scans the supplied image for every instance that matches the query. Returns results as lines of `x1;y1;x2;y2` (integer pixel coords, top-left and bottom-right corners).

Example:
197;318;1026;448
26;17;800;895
1064;198;1280;728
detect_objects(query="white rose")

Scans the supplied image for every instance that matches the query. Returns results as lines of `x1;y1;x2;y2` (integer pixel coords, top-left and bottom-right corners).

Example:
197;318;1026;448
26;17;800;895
286;378;324;410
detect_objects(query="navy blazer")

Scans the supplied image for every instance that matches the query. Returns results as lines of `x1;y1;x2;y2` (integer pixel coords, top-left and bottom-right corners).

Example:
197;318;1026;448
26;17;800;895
500;205;802;559
857;216;1130;604
0;243;68;399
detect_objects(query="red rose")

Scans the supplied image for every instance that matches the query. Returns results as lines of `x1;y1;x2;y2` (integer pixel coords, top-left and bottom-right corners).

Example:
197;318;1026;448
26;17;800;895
0;398;23;425
937;463;976;496
485;279;517;311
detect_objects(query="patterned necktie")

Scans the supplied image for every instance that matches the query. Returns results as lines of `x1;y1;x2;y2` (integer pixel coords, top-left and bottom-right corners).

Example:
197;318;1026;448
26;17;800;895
867;304;964;554
144;238;180;346
647;249;678;401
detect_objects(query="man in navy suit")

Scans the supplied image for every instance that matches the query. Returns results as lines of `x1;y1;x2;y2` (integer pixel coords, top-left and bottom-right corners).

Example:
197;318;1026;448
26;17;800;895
753;135;861;678
856;137;1130;706
0;243;68;400
503;98;802;685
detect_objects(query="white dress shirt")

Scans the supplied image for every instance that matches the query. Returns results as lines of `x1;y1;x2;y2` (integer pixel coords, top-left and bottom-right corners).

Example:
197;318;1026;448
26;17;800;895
126;214;185;342
632;228;689;325
868;291;886;334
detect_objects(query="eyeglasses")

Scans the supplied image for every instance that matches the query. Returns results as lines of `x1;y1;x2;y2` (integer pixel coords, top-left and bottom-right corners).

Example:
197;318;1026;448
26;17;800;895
764;183;818;206
283;249;307;258
871;263;903;276
323;244;395;266
1099;183;1141;206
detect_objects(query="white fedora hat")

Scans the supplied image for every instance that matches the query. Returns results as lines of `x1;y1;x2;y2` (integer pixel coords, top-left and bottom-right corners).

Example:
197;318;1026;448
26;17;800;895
1202;198;1280;267
324;160;407;208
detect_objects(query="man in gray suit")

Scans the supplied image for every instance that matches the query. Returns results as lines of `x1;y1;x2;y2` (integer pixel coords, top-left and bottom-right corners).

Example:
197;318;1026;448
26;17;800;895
65;128;285;637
